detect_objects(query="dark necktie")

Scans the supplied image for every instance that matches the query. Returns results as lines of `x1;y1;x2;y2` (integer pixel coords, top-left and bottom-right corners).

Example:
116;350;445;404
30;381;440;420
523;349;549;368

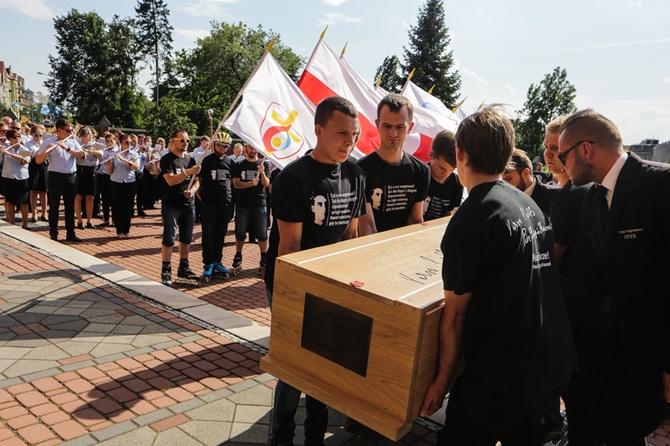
596;184;609;232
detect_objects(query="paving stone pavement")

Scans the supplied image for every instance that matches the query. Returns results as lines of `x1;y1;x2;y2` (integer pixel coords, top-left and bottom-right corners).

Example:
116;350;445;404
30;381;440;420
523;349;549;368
0;206;668;445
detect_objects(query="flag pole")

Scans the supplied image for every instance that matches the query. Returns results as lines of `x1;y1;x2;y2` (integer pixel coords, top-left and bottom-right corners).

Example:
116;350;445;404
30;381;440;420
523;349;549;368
187;43;275;189
298;28;328;85
451;96;467;113
400;68;416;94
427;85;435;94
340;42;348;58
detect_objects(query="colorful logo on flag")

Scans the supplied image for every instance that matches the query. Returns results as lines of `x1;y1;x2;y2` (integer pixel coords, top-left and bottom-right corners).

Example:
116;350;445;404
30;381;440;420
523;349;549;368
260;102;304;160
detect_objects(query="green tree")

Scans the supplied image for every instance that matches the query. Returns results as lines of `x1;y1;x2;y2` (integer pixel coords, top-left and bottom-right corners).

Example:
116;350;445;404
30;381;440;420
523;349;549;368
146;96;197;140
159;21;304;136
45;10;147;127
515;67;577;159
374;55;403;93
402;0;461;108
135;0;173;108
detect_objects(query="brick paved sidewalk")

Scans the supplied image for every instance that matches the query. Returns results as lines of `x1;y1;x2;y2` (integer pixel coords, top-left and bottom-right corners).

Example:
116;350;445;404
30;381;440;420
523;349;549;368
26;206;272;328
0;224;442;445
1;208;669;445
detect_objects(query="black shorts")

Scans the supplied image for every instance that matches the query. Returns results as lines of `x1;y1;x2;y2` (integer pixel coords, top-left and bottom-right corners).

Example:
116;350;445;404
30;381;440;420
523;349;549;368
2;177;30;205
76;166;97;196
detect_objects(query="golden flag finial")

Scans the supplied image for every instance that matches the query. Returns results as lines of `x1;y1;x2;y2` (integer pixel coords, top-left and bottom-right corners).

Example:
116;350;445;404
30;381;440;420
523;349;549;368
375;74;382;88
266;37;277;52
427;85;435;94
451;96;467;113
340;42;348;58
320;25;328;39
408;68;415;80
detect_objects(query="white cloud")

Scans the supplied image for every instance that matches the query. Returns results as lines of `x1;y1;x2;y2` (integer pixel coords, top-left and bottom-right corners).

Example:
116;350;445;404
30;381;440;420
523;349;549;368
322;0;347;6
179;0;238;18
175;28;210;42
503;83;514;92
0;0;54;20
317;12;362;26
460;67;488;86
663;77;670;83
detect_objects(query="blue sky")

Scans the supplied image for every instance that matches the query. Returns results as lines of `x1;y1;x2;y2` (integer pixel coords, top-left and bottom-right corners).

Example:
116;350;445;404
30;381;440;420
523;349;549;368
2;0;669;144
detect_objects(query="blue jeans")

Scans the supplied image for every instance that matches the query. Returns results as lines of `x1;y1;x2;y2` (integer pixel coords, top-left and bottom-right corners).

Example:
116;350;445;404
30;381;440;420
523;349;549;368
161;205;195;246
201;203;232;266
235;206;268;241
267;287;328;445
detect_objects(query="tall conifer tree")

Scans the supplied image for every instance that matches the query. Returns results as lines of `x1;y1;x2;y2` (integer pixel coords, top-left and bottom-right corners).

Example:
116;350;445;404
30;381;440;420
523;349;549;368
402;0;461;108
135;0;173;108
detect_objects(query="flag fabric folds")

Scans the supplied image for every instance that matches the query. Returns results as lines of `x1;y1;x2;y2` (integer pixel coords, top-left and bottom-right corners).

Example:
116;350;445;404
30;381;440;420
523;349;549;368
223;52;316;169
298;38;459;162
298;39;382;158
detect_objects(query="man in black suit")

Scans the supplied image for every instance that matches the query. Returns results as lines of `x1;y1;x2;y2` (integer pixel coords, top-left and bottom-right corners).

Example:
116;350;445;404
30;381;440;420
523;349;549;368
558;109;670;446
502;148;559;215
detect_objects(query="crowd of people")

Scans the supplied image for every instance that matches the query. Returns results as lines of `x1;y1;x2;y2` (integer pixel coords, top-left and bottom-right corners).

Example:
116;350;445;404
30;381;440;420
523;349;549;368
1;91;668;446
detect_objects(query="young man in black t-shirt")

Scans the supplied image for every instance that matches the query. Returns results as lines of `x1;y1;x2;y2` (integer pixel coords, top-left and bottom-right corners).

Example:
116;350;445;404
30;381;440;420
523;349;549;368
194;135;235;280
265;96;366;446
423;130;463;221
159;130;201;285
357;93;430;234
419;108;576;445
231;143;270;274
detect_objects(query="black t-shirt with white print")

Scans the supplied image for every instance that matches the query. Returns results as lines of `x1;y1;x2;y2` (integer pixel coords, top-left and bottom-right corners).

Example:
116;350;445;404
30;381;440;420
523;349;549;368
356;151;430;232
197;152;235;207
441;180;576;398
234;158;270;208
264;155;366;292
159;152;196;208
423;171;463;221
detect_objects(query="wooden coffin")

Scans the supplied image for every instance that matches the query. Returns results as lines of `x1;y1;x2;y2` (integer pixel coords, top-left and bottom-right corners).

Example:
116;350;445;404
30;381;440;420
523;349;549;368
260;217;450;440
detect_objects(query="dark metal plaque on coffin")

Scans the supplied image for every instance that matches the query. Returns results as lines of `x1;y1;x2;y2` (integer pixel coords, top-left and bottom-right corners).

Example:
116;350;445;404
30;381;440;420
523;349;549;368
301;293;373;377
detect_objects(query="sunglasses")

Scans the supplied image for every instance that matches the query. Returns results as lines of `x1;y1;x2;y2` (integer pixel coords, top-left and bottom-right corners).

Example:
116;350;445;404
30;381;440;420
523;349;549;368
215;143;230;148
557;140;594;165
172;138;190;143
63;128;74;133
34;134;43;137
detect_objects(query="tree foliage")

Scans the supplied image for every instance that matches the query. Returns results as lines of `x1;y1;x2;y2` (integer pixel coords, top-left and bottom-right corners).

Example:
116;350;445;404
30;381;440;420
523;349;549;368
135;0;173;107
374;55;403;93
160;21;304;136
45;10;147;127
515;67;577;159
402;0;461;108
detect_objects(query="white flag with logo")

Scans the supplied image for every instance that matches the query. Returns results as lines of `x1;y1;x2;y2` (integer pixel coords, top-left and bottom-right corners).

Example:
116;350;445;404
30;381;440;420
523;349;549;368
224;52;316;169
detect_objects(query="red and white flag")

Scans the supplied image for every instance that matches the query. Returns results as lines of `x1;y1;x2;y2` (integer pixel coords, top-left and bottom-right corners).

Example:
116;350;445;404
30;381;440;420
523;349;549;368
400;80;460;161
298;39;382;158
224;52;316;169
299;38;459;162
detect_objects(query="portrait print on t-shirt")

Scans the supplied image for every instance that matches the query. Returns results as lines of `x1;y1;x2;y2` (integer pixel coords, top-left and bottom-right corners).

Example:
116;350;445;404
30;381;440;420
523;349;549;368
370;183;418;213
309;191;359;228
311;195;327;225
371;188;383;210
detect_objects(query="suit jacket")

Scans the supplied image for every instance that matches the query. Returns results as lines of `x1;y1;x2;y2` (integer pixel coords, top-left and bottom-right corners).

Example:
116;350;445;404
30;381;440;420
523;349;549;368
582;152;670;386
530;180;560;215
